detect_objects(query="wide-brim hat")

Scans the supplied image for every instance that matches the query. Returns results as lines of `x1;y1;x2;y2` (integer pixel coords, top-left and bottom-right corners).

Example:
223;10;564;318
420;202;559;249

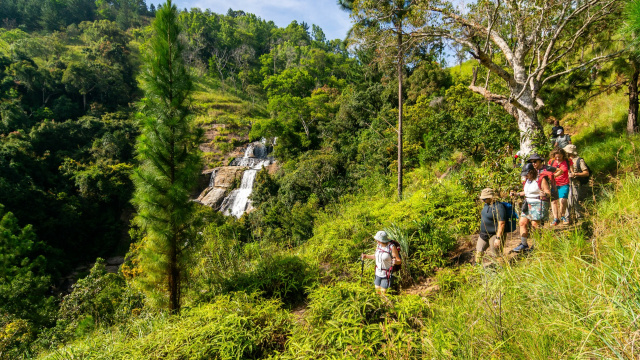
374;230;390;243
479;188;495;200
528;153;544;162
563;144;577;155
520;163;536;177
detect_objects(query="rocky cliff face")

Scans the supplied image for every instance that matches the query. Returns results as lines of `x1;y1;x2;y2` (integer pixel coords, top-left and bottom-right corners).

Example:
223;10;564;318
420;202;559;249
196;141;274;217
196;167;246;208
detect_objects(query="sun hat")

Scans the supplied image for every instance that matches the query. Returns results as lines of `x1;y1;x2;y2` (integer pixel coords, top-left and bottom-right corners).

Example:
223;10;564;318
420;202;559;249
520;162;536;177
528;153;544;162
479;188;495;200
563;144;577;156
556;128;563;135
374;230;390;243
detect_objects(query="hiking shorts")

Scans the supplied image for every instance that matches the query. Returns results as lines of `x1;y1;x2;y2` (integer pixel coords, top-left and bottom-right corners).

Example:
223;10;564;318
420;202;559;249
374;275;393;289
557;185;569;199
524;200;549;222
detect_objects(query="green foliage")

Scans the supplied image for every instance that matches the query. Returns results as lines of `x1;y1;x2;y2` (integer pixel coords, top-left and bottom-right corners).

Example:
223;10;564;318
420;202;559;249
409;216;457;277
458;145;522;196
131;0;202;311
300;168;477;280
224;255;319;307
278;282;431;359
0;316;35;360
404;84;518;165
52;259;142;341
40;292;291;360
0;205;56;328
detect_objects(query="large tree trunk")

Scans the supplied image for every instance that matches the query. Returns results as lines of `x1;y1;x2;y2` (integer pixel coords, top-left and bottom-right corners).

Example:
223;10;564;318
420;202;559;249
169;234;179;312
628;58;639;136
397;26;403;201
516;107;544;155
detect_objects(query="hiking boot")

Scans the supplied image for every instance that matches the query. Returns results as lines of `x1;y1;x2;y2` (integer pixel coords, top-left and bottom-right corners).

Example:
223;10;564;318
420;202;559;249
561;216;570;225
512;243;530;253
551;218;560;226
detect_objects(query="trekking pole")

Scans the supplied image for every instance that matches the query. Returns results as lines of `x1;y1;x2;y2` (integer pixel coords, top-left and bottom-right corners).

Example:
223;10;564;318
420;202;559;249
360;240;365;285
569;182;575;224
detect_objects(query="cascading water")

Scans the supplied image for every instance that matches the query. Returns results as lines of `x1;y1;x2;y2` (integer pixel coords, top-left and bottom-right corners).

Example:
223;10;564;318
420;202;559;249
216;141;273;218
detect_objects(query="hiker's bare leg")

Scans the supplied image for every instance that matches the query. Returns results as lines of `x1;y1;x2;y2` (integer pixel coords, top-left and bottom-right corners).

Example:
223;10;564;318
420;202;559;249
559;198;568;221
519;217;530;237
551;199;559;220
493;234;506;256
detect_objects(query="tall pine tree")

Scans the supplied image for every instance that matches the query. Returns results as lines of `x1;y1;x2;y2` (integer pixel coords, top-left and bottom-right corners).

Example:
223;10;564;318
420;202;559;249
131;0;202;312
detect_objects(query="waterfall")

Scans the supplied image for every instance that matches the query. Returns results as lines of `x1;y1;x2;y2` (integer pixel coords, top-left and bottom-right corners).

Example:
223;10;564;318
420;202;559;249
215;141;273;218
208;168;218;187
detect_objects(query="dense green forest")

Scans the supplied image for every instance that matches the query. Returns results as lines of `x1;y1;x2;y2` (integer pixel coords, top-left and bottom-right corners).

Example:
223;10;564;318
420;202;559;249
1;0;639;358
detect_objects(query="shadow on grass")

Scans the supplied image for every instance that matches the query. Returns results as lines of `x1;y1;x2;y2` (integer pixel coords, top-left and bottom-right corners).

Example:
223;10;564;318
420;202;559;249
573;114;640;179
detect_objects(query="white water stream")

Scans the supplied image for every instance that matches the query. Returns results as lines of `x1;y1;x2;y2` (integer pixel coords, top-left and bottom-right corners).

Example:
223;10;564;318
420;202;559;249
218;142;273;218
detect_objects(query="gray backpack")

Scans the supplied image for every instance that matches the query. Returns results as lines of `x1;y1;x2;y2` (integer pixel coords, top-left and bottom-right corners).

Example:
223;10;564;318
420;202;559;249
554;135;571;149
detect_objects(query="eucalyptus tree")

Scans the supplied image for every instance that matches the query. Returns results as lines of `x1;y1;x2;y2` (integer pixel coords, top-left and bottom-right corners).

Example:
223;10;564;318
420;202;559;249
417;0;623;154
132;0;202;312
350;0;423;200
625;0;640;135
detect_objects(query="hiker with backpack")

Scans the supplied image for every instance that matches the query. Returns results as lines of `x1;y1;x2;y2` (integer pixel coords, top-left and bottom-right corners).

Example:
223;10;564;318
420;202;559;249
552;128;572;149
510;156;556;252
361;231;401;294
475;188;508;264
548;148;573;226
564;144;590;219
551;119;564;139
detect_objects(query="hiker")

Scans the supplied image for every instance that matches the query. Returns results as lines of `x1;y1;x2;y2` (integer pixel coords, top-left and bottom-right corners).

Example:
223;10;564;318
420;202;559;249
510;162;551;252
564;144;590;219
475;188;506;264
361;231;401;294
552;128;572;149
551;119;564;139
548;148;572;226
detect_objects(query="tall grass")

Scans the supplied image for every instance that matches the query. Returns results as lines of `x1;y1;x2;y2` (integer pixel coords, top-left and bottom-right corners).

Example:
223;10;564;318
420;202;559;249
40;293;292;360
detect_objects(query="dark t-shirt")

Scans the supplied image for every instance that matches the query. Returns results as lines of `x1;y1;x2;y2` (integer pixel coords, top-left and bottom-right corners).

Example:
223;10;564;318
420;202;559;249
551;126;564;138
480;202;506;235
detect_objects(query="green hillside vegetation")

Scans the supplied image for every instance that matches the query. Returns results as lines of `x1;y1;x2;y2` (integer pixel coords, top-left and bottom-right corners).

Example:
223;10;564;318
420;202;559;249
34;95;640;358
1;0;639;358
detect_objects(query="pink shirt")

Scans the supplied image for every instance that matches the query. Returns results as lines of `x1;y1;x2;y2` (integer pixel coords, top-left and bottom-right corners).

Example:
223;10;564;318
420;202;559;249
548;159;573;186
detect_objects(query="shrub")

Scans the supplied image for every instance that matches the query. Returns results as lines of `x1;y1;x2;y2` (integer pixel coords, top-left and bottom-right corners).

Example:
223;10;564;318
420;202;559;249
40;293;292;360
52;258;143;343
277;282;431;359
223;255;319;307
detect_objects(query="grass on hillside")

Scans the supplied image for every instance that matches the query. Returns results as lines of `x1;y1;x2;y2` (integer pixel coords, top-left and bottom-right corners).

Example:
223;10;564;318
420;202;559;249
33;71;640;359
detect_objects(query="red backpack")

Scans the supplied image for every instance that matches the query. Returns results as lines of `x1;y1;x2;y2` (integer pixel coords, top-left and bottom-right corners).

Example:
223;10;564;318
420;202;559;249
537;168;558;201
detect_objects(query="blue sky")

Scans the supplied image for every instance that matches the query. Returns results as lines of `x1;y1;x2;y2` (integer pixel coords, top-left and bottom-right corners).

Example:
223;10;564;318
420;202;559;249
148;0;353;41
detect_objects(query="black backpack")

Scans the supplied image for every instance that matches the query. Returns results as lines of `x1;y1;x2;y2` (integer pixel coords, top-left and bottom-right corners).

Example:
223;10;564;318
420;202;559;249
575;158;591;185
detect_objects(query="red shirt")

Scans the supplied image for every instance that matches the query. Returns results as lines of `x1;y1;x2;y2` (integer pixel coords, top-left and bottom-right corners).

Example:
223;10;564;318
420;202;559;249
548;158;573;186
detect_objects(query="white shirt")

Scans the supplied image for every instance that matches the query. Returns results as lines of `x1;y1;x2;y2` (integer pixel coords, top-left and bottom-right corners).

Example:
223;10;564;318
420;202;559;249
375;243;395;277
524;179;541;202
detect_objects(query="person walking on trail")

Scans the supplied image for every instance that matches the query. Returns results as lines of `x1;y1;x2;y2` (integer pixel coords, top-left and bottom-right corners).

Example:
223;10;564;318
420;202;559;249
551;119;564;139
510;162;552;253
548;148;572;226
361;231;401;294
564;144;590;220
552;128;572;149
474;188;507;265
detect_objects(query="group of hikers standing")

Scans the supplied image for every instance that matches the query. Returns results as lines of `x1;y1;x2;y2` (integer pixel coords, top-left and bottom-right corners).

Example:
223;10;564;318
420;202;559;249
361;120;591;292
476;121;591;264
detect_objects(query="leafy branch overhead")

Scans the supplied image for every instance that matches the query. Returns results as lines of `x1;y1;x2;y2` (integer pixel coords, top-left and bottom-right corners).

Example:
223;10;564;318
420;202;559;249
414;0;623;153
